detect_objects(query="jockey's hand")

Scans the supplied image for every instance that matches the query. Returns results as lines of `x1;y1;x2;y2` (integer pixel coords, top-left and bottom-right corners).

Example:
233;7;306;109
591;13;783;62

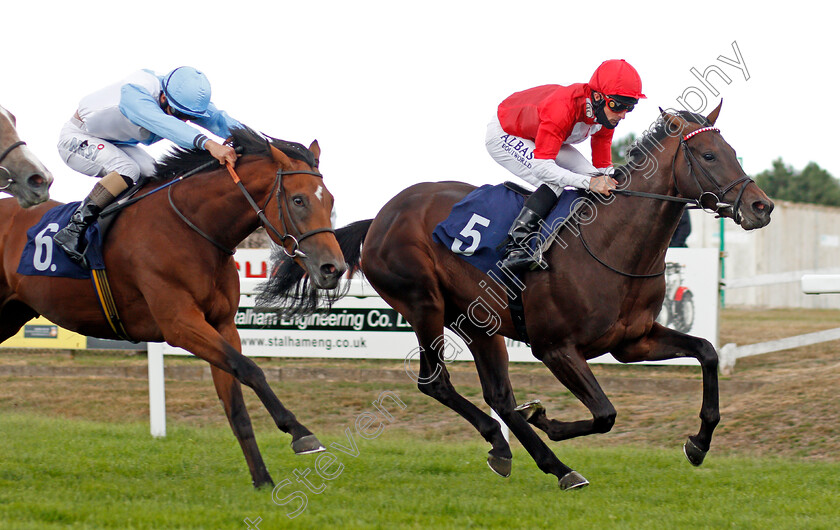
589;174;618;196
206;140;238;166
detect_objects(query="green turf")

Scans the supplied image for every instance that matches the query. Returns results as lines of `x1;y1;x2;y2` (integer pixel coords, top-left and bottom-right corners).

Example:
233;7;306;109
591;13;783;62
0;414;837;529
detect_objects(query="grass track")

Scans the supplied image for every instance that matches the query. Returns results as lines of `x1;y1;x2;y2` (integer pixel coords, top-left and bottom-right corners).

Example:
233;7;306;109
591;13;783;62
1;414;838;529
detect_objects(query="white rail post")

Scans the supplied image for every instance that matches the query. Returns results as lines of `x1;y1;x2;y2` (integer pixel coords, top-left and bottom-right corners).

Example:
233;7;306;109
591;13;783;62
148;343;167;437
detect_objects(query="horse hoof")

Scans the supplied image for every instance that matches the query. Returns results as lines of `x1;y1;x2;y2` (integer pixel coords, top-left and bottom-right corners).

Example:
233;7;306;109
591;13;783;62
683;437;707;467
487;454;512;478
514;400;544;421
291;434;326;455
558;471;589;490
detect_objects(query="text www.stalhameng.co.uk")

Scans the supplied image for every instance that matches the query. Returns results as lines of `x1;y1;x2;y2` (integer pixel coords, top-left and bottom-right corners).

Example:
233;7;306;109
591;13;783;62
240;335;368;351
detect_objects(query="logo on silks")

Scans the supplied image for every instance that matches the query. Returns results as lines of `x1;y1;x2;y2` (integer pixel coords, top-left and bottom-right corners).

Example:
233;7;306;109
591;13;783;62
16;202;106;279
498;133;534;168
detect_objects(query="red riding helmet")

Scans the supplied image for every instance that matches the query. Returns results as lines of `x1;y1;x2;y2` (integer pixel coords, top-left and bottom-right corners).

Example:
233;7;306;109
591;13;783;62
589;59;646;100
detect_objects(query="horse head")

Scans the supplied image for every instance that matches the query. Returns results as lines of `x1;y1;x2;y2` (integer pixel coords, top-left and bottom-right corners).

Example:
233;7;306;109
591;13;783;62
263;140;346;289
0;105;53;208
661;101;773;230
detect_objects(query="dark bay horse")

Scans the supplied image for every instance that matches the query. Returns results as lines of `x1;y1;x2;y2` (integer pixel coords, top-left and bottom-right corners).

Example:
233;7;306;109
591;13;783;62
262;104;773;490
0;127;344;487
0;105;52;207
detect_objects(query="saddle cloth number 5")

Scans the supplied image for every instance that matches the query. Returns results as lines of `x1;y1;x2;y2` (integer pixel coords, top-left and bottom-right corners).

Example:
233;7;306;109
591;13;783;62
450;214;490;256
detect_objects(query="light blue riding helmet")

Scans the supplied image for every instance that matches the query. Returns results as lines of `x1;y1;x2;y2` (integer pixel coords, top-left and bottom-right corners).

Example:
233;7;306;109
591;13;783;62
161;66;212;118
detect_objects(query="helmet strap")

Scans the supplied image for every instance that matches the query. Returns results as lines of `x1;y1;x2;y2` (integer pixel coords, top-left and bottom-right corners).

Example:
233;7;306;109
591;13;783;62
591;94;616;129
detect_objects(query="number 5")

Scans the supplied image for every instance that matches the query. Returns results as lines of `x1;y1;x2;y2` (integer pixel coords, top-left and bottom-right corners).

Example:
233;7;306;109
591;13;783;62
451;214;490;256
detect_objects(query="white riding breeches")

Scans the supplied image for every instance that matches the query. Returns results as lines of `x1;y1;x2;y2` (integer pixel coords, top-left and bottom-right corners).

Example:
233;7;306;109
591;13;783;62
57;119;156;182
485;116;598;196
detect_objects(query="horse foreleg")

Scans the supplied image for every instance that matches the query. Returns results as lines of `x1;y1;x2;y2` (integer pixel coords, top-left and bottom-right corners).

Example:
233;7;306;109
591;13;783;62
525;347;617;443
159;305;324;455
210;366;274;488
612;323;720;466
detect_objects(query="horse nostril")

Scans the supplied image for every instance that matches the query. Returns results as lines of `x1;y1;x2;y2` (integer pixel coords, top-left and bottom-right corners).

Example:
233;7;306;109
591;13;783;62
27;174;45;187
320;263;337;277
754;200;774;215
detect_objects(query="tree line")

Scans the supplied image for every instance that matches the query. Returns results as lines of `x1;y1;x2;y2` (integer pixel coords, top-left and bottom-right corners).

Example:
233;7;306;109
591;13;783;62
611;134;840;207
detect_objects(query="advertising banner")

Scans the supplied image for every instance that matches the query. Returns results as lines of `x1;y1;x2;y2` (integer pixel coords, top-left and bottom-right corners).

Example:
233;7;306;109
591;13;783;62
155;248;720;366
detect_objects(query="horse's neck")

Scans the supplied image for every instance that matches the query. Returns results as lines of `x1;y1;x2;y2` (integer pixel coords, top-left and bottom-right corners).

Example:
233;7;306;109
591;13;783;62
177;166;269;250
575;160;686;275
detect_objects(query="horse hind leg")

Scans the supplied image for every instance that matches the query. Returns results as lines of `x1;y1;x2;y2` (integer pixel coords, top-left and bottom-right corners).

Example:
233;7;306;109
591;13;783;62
387;283;512;477
469;334;587;489
0;300;39;343
210;366;274;488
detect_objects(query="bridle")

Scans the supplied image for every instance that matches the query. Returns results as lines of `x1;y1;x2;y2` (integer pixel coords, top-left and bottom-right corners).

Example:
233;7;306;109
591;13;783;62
225;163;335;258
579;125;753;278
168;161;335;257
0;140;26;190
611;126;753;221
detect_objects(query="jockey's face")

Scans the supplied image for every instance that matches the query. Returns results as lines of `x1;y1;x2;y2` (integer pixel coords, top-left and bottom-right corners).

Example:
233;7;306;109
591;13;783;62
159;94;190;121
593;92;628;127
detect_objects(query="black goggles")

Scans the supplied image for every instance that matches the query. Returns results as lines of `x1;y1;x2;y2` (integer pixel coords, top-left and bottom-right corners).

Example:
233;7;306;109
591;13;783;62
606;95;637;113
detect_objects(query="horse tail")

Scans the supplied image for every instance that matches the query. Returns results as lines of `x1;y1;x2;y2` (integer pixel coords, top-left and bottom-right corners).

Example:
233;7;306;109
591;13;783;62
335;218;373;276
256;219;373;316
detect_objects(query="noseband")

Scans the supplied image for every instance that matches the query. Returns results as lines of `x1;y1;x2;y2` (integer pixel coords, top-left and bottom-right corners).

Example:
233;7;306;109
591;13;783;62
0;140;26;190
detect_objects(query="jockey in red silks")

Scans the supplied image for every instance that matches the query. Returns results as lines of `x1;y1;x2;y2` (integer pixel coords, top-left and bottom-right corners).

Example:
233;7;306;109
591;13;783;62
485;59;646;272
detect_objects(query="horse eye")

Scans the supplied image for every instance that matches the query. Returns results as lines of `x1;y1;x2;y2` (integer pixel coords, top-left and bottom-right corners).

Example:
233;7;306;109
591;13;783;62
293;196;305;206
703;153;716;161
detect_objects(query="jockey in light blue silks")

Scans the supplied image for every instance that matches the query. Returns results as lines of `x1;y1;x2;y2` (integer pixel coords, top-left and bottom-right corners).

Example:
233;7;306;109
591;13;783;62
54;66;242;263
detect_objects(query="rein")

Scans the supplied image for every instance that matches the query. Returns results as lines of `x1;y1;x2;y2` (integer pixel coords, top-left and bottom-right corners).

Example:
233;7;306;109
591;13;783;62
0;140;26;190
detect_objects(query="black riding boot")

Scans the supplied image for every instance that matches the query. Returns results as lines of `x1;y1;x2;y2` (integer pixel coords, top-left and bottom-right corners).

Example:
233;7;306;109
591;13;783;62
500;184;558;273
501;207;548;272
53;177;124;265
53;198;103;265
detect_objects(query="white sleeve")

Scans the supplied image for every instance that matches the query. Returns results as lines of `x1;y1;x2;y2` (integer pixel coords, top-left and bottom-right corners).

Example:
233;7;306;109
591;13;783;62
531;158;592;190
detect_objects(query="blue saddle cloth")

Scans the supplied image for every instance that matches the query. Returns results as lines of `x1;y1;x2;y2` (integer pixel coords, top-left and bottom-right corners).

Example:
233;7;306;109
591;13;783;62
16;202;106;279
432;184;585;277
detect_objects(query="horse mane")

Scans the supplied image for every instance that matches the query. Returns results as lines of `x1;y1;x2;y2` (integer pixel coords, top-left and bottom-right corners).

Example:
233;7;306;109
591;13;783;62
152;126;316;180
621;110;710;170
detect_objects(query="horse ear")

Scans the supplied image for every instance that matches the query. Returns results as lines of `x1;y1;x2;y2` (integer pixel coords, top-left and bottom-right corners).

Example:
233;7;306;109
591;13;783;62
308;140;321;168
660;108;687;136
707;99;723;125
270;145;293;168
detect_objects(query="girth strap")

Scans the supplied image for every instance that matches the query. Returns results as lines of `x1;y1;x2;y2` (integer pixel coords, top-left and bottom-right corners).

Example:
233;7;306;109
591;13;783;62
90;269;135;342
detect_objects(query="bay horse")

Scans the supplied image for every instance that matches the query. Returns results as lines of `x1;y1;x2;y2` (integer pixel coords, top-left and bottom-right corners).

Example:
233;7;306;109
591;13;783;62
261;103;774;489
0;105;52;207
0;127;344;487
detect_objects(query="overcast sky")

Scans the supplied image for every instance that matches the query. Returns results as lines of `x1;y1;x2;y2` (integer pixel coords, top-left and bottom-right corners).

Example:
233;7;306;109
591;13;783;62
4;1;834;226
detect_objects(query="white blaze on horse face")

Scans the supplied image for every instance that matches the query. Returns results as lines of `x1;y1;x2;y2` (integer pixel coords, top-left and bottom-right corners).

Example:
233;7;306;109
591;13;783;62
315;184;324;203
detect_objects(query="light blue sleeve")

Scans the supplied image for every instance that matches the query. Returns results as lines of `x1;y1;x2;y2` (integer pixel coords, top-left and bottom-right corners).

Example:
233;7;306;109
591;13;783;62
192;102;244;140
119;84;209;149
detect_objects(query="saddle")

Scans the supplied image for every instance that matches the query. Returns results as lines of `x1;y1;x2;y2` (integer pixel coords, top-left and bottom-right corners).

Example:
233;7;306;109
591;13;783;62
432;183;587;344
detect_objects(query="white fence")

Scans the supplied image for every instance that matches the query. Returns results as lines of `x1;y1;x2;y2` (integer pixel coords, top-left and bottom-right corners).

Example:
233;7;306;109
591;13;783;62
717;274;840;373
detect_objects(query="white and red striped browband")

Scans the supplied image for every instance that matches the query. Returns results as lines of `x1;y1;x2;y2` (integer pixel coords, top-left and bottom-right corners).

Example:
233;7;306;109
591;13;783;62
682;127;720;141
